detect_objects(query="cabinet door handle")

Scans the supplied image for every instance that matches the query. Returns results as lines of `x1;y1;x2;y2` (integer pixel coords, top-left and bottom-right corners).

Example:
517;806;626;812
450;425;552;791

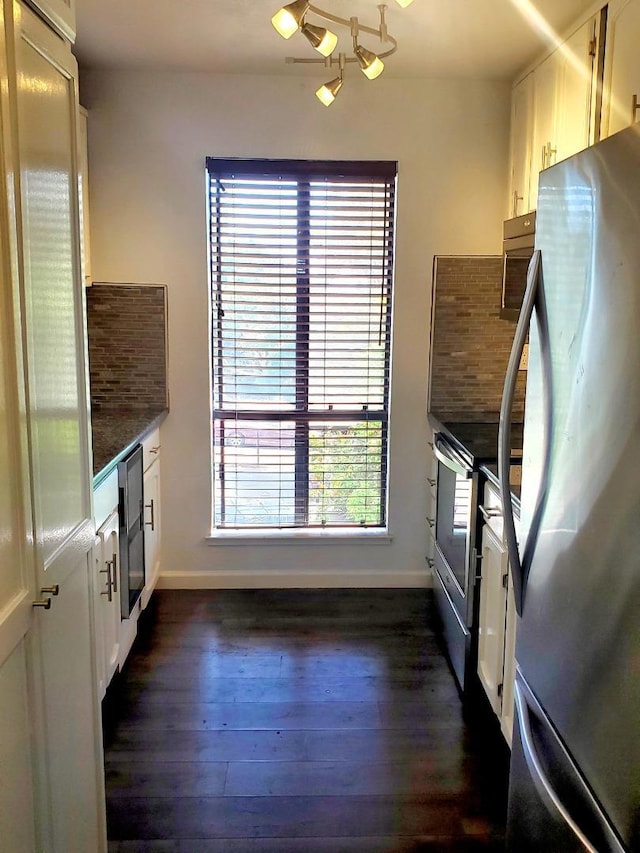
33;598;52;609
111;551;118;593
100;561;113;602
41;584;59;596
145;499;155;531
480;505;502;522
512;189;523;217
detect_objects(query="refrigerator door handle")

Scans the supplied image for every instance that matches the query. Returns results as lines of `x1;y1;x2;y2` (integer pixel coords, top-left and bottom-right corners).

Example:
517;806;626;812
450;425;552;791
499;250;542;615
514;680;625;853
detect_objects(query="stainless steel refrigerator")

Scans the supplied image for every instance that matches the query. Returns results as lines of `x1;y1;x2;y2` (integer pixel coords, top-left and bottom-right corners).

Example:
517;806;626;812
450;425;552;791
498;125;640;851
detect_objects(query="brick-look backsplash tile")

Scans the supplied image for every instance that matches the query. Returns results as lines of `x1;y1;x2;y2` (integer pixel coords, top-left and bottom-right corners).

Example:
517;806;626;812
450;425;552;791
86;284;168;412
429;256;526;422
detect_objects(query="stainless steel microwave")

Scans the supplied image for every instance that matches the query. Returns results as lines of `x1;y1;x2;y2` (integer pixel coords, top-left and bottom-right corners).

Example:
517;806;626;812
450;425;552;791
502;211;536;320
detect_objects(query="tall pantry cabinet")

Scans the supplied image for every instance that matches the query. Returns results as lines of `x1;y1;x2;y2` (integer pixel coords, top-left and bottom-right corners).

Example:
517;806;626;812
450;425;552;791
0;2;105;851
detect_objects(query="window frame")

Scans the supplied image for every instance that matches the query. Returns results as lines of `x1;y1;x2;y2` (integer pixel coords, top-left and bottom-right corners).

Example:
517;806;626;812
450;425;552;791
206;158;397;532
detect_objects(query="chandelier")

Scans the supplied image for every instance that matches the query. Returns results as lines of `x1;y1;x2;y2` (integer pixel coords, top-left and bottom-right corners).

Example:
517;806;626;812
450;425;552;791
271;1;414;106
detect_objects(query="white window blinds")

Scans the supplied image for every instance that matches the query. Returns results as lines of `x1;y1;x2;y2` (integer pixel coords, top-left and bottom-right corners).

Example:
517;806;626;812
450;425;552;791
207;158;397;529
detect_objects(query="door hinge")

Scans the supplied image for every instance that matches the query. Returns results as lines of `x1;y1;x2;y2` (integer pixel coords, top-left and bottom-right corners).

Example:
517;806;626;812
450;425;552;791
502;572;509;589
497;682;504;697
588;36;597;58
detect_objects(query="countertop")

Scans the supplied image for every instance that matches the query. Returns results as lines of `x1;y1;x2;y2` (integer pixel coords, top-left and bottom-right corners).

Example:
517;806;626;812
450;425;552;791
428;411;523;508
92;406;168;486
428;411;523;465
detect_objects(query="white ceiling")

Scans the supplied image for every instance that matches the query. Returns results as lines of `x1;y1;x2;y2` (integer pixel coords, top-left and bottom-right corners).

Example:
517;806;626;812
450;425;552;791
74;0;595;80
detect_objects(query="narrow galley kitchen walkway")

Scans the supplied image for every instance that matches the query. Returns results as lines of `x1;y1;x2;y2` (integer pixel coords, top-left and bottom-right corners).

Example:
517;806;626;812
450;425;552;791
103;589;509;852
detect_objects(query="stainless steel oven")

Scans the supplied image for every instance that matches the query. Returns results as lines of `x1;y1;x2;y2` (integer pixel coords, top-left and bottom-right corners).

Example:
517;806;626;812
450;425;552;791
502;211;536;319
432;433;480;692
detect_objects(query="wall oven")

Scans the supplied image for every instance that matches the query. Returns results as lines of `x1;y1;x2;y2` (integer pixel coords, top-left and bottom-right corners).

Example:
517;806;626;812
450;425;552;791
432;433;480;693
502;211;536;319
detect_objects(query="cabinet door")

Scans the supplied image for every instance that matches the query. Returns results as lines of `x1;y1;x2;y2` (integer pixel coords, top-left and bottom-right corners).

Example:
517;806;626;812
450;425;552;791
555;18;597;163
0;9;36;841
509;72;534;216
12;5;104;850
78;106;91;286
96;509;120;697
477;523;508;715
603;0;640;136
142;458;161;608
24;0;75;42
530;52;560;208
15;1;92;574
30;545;104;852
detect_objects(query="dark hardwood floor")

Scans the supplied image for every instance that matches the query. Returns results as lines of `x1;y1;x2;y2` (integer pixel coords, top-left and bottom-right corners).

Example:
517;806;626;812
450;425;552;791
103;589;509;852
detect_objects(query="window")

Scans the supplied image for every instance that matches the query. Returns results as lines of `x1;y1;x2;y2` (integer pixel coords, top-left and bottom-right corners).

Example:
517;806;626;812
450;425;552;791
207;158;397;530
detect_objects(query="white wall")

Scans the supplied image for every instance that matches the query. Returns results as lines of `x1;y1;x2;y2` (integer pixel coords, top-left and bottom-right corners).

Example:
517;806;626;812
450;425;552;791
81;69;510;587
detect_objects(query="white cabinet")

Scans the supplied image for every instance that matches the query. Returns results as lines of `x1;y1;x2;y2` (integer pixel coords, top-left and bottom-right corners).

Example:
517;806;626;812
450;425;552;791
510;14;600;213
603;0;640;136
555;18;597;163
78;106;92;286
95;509;120;698
0;2;105;848
477;480;517;746
26;0;75;42
478;521;509;715
530;51;560;207
142;452;162;608
508;72;534;216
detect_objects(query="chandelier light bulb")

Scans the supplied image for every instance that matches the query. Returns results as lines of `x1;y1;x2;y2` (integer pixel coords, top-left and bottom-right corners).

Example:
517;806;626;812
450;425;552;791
301;23;338;57
316;76;343;106
395;0;414;6
354;45;385;80
271;0;310;39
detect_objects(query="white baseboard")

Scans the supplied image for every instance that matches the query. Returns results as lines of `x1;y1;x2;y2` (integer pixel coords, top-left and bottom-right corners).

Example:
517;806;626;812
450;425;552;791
157;570;433;590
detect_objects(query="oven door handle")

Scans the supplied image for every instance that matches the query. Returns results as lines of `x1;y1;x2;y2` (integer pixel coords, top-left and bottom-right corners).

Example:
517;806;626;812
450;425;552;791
433;439;472;479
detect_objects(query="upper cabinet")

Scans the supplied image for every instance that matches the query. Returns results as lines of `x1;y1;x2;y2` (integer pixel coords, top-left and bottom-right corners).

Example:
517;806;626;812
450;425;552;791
508;72;533;218
25;0;75;41
603;0;640;136
509;13;601;215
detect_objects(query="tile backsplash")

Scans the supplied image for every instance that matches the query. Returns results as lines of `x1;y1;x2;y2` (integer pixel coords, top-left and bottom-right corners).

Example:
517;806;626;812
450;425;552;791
428;256;526;422
86;283;168;412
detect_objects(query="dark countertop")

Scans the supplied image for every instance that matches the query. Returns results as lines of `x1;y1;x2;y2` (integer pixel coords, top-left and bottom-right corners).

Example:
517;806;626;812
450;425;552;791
92;407;168;486
428;411;523;466
428;411;523;508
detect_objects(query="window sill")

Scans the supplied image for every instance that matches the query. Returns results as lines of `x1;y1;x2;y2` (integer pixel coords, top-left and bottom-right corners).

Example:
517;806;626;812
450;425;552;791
205;529;393;546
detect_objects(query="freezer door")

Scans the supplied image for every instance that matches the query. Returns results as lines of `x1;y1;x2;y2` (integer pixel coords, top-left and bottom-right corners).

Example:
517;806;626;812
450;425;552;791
516;126;640;847
507;672;625;852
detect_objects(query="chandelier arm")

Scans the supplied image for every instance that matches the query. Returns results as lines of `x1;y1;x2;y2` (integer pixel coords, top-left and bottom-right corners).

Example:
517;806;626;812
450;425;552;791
286;33;396;65
308;4;394;42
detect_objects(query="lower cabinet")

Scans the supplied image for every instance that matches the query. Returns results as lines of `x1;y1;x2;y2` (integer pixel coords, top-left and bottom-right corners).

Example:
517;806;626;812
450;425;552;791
141;442;161;609
92;425;162;694
477;479;517;745
95;509;120;699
